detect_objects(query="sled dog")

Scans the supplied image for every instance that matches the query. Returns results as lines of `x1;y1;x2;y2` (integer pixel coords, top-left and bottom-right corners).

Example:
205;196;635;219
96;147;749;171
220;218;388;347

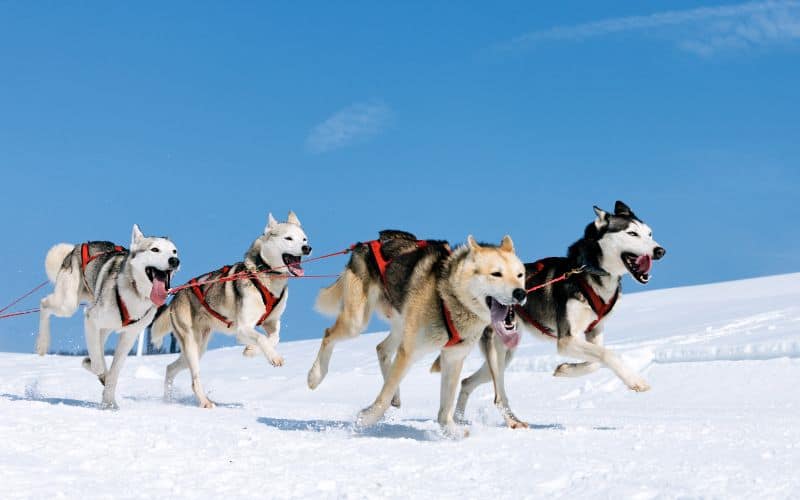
36;224;180;409
454;201;666;428
150;211;310;408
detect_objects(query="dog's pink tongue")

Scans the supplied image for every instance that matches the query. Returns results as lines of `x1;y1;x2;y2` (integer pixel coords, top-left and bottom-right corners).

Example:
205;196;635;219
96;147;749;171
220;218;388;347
289;265;305;277
150;278;168;307
636;255;652;274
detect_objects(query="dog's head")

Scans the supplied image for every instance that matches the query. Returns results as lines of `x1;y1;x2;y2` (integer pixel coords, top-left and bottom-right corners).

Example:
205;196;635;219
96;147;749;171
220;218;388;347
128;224;180;307
456;235;527;348
259;211;311;276
592;201;666;284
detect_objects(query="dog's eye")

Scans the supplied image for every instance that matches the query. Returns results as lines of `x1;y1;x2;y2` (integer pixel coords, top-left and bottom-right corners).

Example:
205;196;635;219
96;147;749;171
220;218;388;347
151;248;160;253
627;231;639;237
491;272;502;277
172;249;177;254
517;273;524;278
285;237;293;241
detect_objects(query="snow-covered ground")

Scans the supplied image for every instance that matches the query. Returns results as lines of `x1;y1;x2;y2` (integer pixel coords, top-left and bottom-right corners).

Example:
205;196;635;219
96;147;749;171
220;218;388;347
1;274;799;499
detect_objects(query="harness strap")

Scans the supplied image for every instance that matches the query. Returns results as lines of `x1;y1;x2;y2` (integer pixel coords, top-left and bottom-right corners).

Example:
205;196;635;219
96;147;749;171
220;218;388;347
367;239;431;285
441;299;463;347
190;265;234;328
114;287;149;327
576;276;619;333
249;276;285;325
81;242;125;271
513;305;556;339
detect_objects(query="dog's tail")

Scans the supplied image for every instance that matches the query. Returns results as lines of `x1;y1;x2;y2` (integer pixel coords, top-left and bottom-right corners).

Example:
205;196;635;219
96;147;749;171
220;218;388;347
315;274;345;317
429;355;442;373
45;243;75;283
149;305;172;349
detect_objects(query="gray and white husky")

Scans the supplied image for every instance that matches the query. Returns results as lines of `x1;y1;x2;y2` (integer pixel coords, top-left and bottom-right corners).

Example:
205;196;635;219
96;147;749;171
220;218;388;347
453;201;666;428
150;211;311;408
36;224;180;409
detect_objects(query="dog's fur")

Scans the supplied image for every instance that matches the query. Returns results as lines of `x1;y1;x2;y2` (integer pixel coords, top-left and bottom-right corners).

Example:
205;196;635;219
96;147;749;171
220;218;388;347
453;201;666;428
36;225;180;409
150;211;310;408
311;232;526;435
307;230;451;401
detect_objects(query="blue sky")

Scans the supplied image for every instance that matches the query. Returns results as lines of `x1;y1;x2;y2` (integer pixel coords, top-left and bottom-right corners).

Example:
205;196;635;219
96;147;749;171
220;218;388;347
1;1;798;353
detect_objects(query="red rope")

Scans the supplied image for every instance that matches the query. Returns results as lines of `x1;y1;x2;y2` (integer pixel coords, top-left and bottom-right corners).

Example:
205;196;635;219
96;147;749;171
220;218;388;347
525;266;586;293
0;280;49;315
0;308;40;320
167;247;351;295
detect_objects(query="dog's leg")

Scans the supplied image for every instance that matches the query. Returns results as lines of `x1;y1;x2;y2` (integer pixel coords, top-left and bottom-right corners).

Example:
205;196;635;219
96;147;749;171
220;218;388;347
181;331;215;408
376;320;402;407
239;326;284;367
36;267;82;356
557;326;649;392
82;314;107;376
164;353;188;402
357;314;421;427
100;329;138;410
83;328;111;385
437;347;468;437
554;331;603;377
308;270;370;389
485;335;527;429
244;318;280;358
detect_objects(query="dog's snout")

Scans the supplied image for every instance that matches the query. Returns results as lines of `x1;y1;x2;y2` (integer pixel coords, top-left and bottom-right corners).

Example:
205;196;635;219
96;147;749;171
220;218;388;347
512;288;527;304
302;245;312;256
653;247;666;260
168;257;180;268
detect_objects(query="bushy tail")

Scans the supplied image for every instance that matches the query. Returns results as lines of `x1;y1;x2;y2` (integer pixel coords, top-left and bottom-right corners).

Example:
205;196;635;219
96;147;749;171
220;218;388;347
430;355;442;373
149;305;172;349
45;243;75;283
315;275;345;317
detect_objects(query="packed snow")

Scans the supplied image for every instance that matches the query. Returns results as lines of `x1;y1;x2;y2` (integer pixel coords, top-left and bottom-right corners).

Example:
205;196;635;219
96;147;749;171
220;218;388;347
1;273;799;499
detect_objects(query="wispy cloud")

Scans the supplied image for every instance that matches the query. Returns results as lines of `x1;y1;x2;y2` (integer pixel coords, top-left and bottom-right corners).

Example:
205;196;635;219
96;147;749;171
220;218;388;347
495;1;800;56
305;101;391;154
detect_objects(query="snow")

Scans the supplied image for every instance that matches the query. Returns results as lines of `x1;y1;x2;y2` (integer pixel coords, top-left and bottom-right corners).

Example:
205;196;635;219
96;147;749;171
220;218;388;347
1;273;799;499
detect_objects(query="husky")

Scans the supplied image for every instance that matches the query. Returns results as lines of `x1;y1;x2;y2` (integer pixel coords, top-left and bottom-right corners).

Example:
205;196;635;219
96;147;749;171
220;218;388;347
150;211;310;408
452;201;666;428
307;230;452;400
314;232;527;435
36;224;180;409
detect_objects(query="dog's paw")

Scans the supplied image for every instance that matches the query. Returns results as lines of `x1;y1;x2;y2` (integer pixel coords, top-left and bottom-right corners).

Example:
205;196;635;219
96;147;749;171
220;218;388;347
199;399;216;409
626;377;651;392
242;345;258;358
268;354;284;367
440;423;470;440
390;393;401;408
35;336;49;356
307;362;326;390
553;363;571;377
506;418;529;429
356;405;384;428
100;400;119;411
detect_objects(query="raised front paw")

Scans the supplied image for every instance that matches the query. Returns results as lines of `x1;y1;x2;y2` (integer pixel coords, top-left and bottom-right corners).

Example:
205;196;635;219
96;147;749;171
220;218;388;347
626;376;651;392
268;353;284;367
553;362;571;377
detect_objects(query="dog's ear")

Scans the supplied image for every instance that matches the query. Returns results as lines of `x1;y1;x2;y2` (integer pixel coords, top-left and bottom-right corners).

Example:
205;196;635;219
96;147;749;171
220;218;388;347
467;235;480;251
500;235;514;253
593;206;609;230
287;210;301;226
131;224;144;246
614;200;635;218
264;213;278;234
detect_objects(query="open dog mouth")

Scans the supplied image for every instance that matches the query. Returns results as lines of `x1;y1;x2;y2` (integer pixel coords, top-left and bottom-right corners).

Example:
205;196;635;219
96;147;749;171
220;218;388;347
282;253;304;277
145;267;171;307
486;297;520;349
622;252;652;284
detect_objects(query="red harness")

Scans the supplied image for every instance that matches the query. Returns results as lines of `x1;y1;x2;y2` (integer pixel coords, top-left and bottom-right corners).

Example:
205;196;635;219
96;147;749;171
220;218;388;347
515;259;619;337
190;265;284;328
575;275;619;333
80;243;140;327
80;243;124;272
365;239;462;347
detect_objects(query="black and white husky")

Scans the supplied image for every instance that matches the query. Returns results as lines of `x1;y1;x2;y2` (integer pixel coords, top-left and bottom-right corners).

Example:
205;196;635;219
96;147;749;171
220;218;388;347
36;224;180;409
454;201;666;428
